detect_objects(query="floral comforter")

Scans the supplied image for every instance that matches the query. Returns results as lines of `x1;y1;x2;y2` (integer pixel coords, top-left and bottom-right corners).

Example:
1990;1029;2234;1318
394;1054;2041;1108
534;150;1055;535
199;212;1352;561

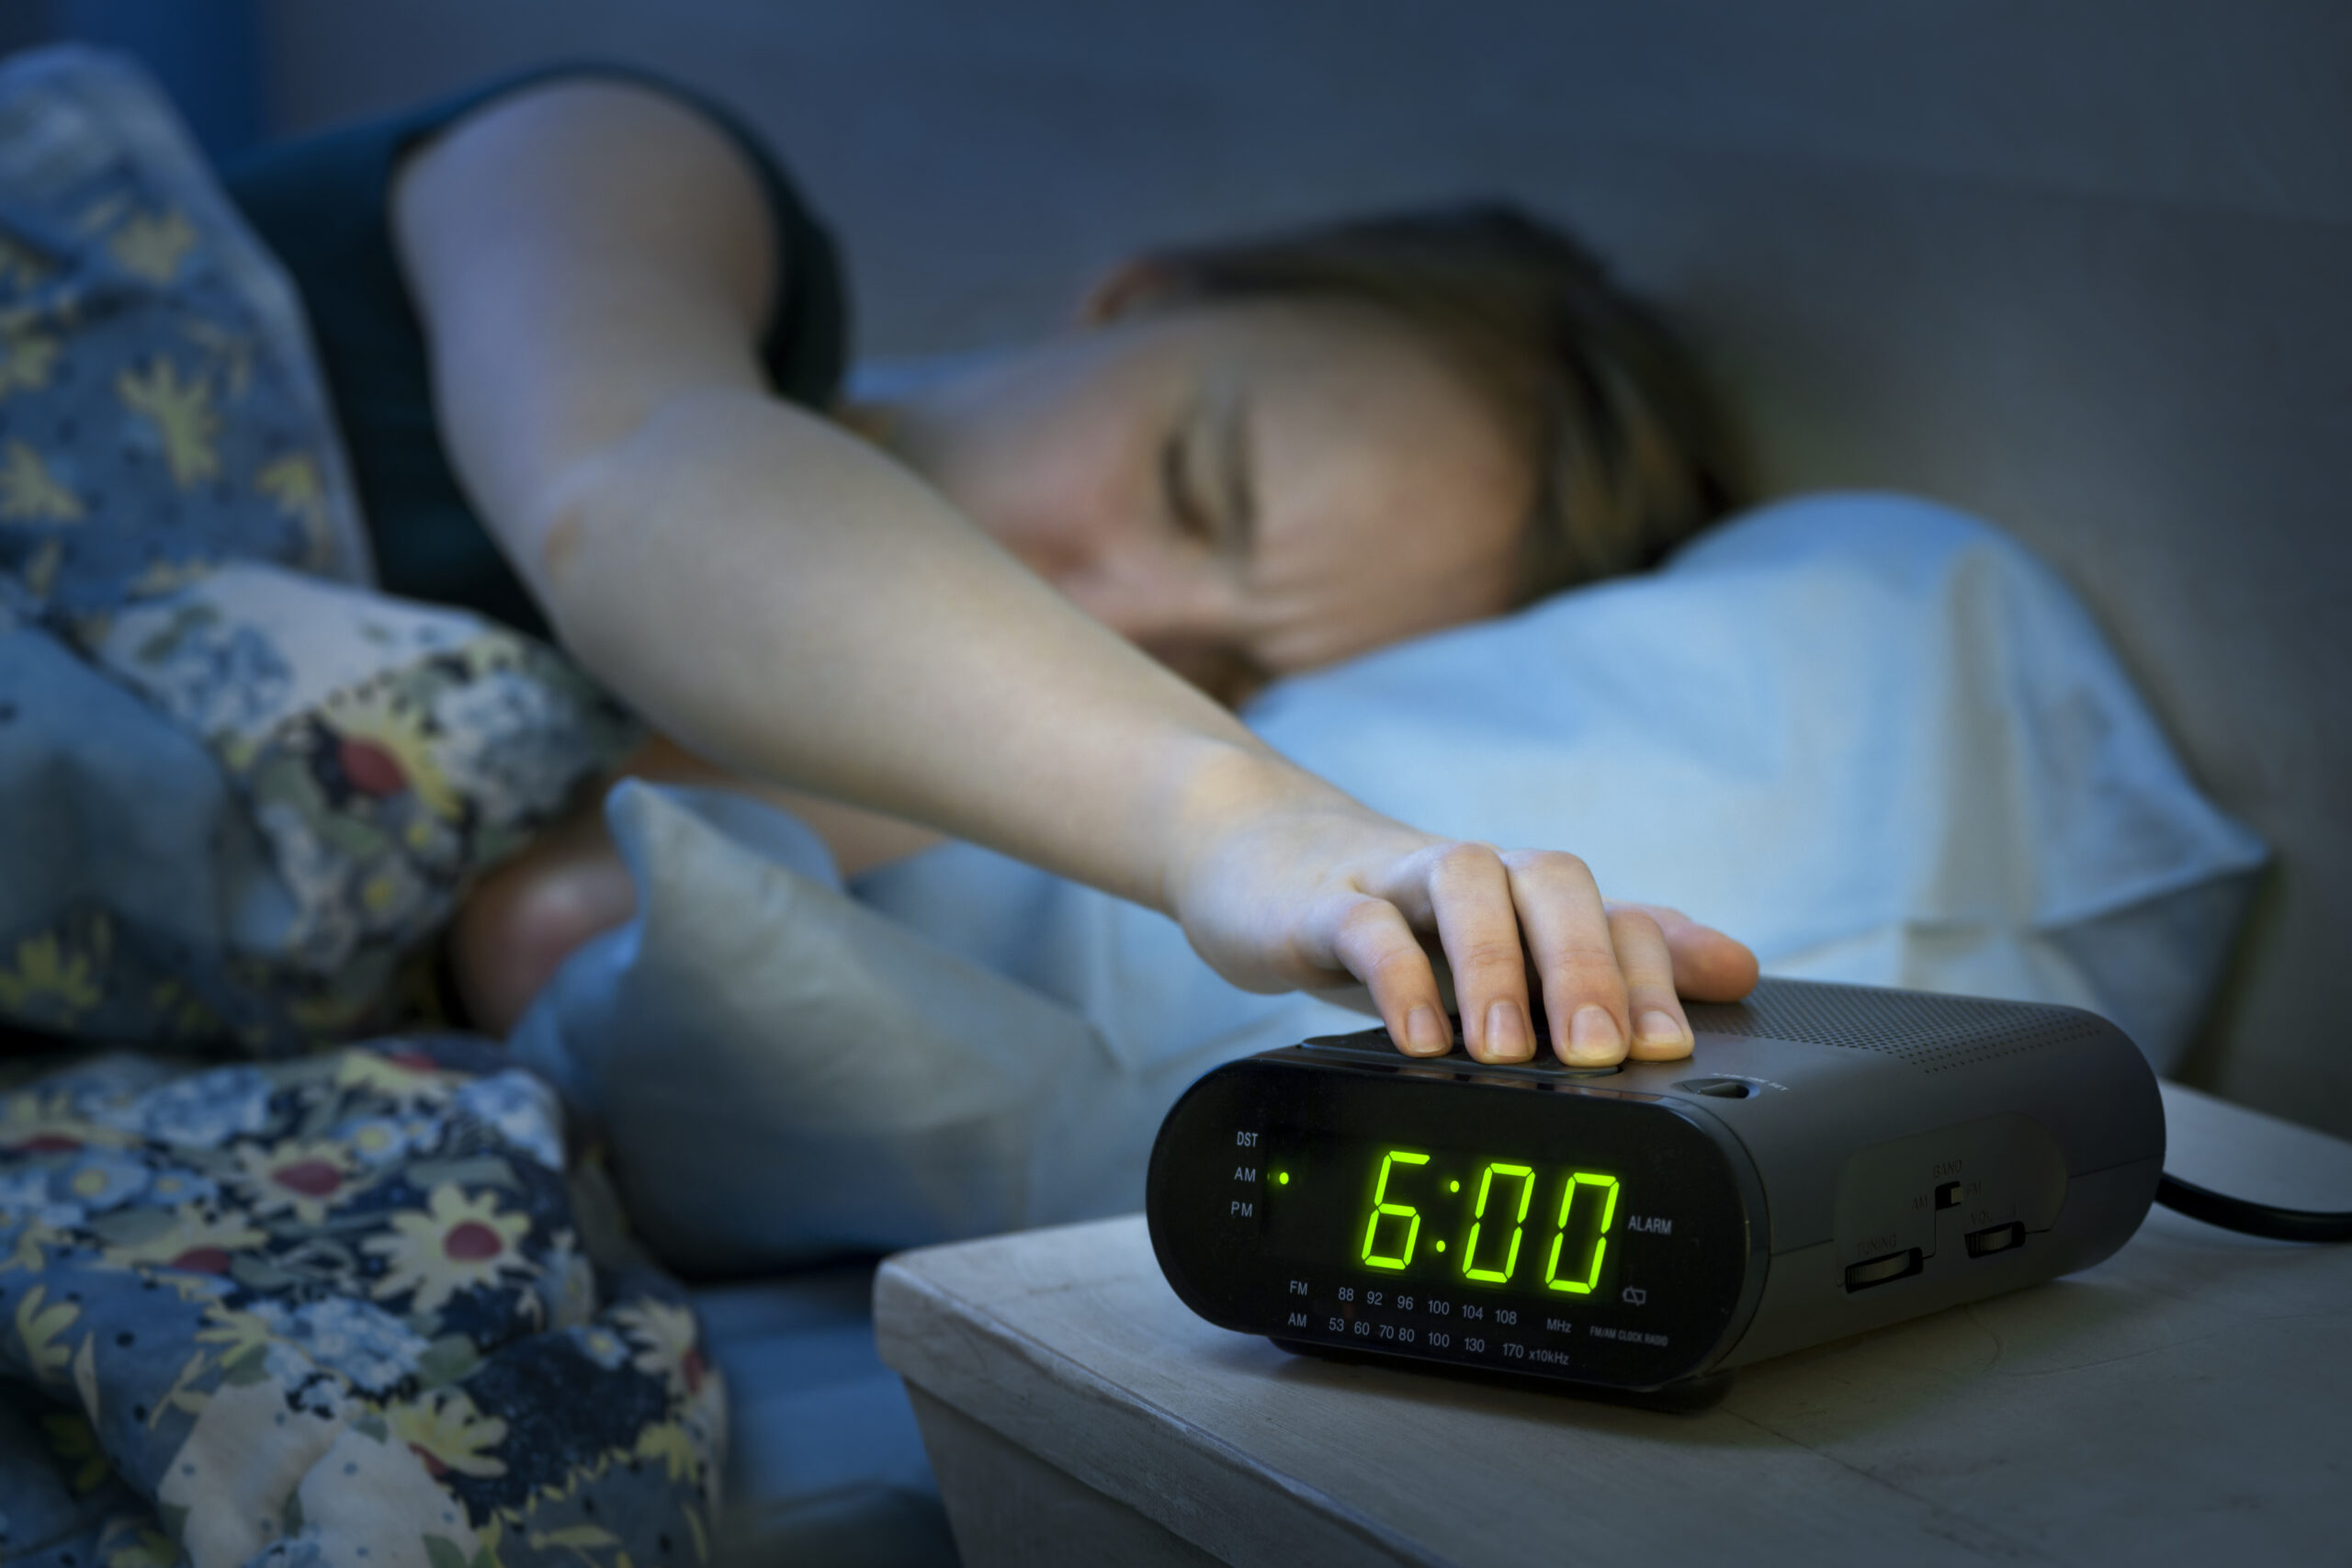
0;1041;725;1566
0;47;727;1564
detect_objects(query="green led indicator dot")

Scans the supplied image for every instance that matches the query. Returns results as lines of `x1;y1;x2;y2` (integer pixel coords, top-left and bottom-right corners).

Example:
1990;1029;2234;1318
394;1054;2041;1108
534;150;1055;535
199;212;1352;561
1449;1180;1461;1193
1435;1239;1447;1252
1276;1171;1290;1185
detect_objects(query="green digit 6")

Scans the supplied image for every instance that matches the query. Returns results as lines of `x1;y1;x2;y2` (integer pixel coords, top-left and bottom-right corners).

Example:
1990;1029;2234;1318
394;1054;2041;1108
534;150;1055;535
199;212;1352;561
1360;1150;1430;1271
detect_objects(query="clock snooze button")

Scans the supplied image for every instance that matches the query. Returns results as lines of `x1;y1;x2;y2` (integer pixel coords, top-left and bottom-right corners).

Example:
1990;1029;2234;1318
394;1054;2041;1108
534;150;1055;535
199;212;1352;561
1300;1025;1624;1080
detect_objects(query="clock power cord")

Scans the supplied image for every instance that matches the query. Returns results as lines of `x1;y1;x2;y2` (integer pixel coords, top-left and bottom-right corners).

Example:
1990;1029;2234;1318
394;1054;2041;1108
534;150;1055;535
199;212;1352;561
2154;1175;2352;1243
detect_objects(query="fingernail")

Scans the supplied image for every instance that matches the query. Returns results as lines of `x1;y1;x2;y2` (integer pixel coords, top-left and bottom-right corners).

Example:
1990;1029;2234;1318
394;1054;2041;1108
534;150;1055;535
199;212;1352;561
1568;1005;1622;1062
1407;1006;1451;1055
1484;999;1532;1061
1638;1010;1690;1049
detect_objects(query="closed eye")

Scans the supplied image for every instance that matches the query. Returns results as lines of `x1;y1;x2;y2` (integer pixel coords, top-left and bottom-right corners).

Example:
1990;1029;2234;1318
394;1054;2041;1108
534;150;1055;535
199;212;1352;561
1160;423;1213;544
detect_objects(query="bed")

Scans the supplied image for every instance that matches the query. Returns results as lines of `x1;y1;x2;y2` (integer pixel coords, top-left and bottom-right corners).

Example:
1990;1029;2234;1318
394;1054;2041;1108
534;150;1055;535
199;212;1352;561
6;4;2346;1562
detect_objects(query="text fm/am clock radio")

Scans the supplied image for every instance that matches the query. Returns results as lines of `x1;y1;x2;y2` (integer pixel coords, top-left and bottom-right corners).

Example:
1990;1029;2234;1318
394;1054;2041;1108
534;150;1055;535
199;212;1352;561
1146;977;2344;1404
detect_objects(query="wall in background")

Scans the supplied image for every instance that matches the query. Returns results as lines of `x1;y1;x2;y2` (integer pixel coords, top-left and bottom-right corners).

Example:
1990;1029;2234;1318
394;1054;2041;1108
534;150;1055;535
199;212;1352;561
254;0;2352;1134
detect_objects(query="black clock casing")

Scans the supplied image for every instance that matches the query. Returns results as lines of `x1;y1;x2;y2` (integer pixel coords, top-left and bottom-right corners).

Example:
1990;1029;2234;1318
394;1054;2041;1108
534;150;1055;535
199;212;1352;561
1146;978;2165;1397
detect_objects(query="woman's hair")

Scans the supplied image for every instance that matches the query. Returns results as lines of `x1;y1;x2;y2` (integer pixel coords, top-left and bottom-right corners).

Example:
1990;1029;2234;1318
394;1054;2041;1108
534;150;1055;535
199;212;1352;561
1106;204;1740;604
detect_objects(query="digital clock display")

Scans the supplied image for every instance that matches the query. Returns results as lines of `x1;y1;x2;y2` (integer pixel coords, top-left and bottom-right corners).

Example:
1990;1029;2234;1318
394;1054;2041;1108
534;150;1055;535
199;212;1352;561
1148;1042;1765;1392
1260;1137;1625;1301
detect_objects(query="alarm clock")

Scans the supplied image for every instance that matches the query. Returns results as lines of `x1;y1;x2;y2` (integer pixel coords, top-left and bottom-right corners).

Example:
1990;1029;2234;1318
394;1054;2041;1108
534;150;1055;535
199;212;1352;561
1145;978;2165;1401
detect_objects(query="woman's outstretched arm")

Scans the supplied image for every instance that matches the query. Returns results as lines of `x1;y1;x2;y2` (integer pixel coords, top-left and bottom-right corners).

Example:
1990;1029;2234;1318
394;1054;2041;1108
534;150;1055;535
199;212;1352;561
393;79;1755;1063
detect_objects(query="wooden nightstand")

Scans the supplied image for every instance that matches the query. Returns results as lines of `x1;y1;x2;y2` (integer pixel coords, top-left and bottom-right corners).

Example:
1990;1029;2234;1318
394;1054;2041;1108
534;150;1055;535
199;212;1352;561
876;1082;2352;1567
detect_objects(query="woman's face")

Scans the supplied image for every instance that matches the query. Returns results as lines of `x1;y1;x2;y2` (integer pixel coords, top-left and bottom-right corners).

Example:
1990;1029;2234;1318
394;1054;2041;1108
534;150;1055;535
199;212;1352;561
878;298;1532;703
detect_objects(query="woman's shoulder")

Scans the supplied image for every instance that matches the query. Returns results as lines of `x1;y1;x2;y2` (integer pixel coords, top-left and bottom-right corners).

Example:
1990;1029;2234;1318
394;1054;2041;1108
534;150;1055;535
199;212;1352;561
224;62;847;410
222;62;785;199
378;67;847;401
221;62;844;372
215;65;850;632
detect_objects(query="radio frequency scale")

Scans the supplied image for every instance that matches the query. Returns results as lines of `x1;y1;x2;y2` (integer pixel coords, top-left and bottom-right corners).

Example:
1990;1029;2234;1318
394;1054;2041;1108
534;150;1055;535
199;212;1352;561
1146;978;2167;1401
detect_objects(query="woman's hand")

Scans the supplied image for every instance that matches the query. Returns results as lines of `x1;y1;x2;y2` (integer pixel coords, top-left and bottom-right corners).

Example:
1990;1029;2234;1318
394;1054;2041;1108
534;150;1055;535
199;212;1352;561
1166;756;1758;1066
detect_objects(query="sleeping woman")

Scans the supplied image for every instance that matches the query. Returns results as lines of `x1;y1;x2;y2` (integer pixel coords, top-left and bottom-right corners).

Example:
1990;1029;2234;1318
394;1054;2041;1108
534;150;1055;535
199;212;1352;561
0;50;1778;1547
226;67;1761;1063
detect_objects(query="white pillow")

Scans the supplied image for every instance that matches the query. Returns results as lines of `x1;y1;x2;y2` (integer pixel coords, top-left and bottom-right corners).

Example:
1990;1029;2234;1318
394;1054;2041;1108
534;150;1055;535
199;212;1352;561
507;781;1224;1272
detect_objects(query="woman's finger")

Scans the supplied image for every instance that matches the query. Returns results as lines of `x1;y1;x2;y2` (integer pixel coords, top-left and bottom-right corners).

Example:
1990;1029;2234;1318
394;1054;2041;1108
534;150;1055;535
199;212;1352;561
1608;906;1693;1060
1321;893;1454;1056
1606;901;1760;1002
1500;850;1629;1066
1420;843;1539;1063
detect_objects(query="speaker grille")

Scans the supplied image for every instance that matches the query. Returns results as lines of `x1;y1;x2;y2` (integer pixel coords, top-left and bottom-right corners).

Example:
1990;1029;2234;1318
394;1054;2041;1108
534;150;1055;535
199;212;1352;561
1686;978;2108;1074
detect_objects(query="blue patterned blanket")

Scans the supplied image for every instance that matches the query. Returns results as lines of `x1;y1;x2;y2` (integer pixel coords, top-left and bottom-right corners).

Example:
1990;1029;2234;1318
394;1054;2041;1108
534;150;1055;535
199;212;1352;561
0;47;727;1563
1;1041;724;1564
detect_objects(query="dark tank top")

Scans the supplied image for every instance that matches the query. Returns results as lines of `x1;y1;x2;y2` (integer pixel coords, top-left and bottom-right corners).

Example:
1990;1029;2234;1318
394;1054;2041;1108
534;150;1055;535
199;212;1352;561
220;64;850;640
